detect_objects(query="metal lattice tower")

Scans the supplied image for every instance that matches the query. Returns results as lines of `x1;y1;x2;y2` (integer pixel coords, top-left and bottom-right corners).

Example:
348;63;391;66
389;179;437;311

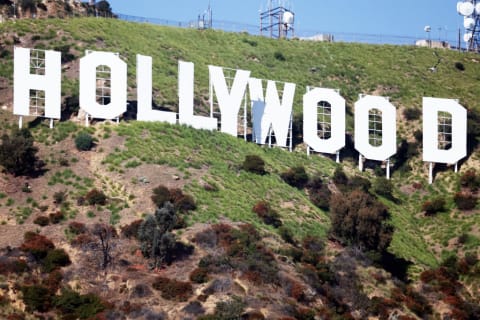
457;0;480;51
260;0;295;39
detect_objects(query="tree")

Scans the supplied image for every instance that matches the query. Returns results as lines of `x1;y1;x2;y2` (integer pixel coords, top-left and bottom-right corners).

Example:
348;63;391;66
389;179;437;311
138;202;178;268
329;190;394;252
0;128;38;176
92;223;116;271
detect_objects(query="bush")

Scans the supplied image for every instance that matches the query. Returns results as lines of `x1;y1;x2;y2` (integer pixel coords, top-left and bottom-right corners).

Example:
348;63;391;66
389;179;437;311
121;219;143;239
455;61;465;71
242;155;266;175
49;211;64;224
307;178;331;210
454;192;477;210
281;166;309;189
20;232;55;260
372;177;394;199
190;267;210;284
54;289;106;319
403;107;421;120
151;185;170;208
33;215;50;226
460;169;480;191
53;190;67;205
69;221;87;235
329;190;394;252
278;226;296;245
252;201;282;228
42;248;71;272
75;132;94;151
199;296;246;320
0;128;38;176
332;167;348;187
152;277;193;301
151;185;196;212
422;197;446;215
21;285;53;312
85;189;107;205
274;51;286;61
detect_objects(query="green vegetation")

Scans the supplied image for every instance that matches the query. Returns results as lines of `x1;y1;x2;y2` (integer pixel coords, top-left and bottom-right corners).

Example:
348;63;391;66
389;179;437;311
74;132;94;151
0;128;38;176
0;16;479;281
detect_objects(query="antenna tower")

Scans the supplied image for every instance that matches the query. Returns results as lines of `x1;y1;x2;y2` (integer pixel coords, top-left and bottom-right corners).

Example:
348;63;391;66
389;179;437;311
197;1;213;30
260;0;295;39
457;0;480;51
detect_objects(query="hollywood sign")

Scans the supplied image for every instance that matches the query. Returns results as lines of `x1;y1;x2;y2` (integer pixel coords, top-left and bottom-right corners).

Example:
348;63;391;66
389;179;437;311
13;47;467;182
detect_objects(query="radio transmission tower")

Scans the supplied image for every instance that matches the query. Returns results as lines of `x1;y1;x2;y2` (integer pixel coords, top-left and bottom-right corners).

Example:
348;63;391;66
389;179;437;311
457;1;480;51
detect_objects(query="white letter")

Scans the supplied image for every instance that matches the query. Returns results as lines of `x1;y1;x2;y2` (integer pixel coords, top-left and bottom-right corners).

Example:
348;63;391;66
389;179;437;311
423;97;467;164
303;88;345;154
136;55;176;123
80;51;127;119
14;47;61;119
248;78;295;147
178;61;217;130
209;65;250;136
354;95;396;161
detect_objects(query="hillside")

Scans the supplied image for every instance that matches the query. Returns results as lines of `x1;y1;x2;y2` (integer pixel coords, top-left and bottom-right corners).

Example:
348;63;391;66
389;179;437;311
0;17;479;319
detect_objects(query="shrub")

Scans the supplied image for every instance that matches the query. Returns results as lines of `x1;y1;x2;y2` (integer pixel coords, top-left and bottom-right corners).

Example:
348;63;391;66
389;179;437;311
460;169;480;191
85;189;107;205
274;51;286;61
301;236;324;265
307;178;331;210
0;128;38;176
455;61;465;71
152;277;193;301
0;257;29;275
422;197;446;215
242;155;266;175
348;175;371;192
120;219;143;239
190;267;210;284
252;201;282;228
332;167;348;187
403;107;421;120
281;166;309;189
199;296;246;320
33;215;50;226
69;221;87;235
151;185;170;208
454;192;477;210
42;248;71;272
20;232;55;260
49;211;64;224
53;190;67;205
75;132;94;151
278;226;296;245
329;190;394;252
183;301;206;316
54;289;106;319
21;285;53;312
151;185;196;212
372;177;394;199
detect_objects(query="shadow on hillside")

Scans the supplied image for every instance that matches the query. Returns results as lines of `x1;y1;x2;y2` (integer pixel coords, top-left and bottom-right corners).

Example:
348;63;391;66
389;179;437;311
123;100;177;121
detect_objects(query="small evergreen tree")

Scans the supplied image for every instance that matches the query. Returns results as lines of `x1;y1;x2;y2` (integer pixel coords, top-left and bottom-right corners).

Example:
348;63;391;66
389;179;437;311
0;128;38;176
138;202;179;268
75;132;94;151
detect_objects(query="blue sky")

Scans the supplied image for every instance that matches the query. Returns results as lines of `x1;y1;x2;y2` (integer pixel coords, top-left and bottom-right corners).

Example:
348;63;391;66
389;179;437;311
108;1;463;42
